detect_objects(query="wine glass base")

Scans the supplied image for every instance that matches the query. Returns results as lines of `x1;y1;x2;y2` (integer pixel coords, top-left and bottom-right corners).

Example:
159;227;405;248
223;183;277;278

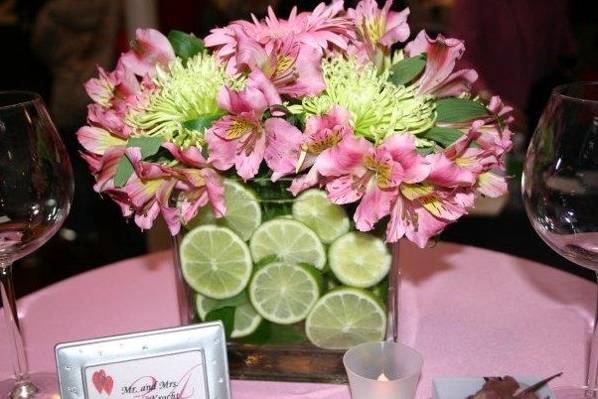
555;386;598;399
0;373;58;399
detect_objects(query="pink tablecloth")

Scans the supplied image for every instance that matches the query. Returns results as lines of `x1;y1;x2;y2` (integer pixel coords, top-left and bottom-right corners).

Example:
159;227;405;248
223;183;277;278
0;242;594;398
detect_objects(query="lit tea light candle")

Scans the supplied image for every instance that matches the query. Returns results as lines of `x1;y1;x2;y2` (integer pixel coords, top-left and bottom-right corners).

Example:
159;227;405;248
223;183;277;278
377;373;390;382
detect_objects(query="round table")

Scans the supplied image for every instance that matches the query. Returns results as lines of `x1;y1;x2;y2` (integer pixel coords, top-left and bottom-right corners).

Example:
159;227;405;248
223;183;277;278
0;242;594;399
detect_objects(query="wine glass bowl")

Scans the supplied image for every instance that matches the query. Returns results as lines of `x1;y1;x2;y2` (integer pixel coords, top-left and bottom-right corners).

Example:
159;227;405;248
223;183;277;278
0;91;73;265
0;91;73;399
522;82;598;397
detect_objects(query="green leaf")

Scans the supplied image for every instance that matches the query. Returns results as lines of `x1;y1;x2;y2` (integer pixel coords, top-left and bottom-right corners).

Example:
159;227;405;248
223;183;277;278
420;127;464;148
416;146;435;156
236;322;306;345
168;30;204;62
389;54;426;86
128;136;164;158
207;292;248;314
435;98;489;123
113;136;164;188
205;306;235;338
113;157;135;188
183;113;223;132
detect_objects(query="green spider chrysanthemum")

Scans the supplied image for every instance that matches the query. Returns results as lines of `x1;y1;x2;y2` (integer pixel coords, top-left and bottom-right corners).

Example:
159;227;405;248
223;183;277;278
290;57;436;143
127;52;243;148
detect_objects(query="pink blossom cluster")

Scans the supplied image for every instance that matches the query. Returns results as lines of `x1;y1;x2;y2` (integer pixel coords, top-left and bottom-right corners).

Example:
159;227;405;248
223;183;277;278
77;0;513;247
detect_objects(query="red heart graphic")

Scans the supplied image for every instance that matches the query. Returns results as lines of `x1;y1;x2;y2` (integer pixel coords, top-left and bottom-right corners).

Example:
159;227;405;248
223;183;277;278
104;376;114;395
92;370;106;394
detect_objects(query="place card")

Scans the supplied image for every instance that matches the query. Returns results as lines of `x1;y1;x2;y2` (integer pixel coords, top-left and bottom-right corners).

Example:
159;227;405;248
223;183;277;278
55;322;230;399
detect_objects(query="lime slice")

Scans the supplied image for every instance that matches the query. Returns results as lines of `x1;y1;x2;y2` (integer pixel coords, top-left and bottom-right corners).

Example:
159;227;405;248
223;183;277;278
196;293;262;338
188;179;261;241
329;232;392;288
249;262;322;324
292;189;350;244
180;225;252;299
305;288;386;349
249;219;326;269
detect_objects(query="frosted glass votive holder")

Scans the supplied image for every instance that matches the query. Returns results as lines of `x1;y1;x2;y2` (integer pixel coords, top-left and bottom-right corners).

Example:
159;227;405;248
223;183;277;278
343;341;423;399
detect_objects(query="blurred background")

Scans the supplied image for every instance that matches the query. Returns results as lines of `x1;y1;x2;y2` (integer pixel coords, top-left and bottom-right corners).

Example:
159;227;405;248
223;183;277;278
1;0;597;297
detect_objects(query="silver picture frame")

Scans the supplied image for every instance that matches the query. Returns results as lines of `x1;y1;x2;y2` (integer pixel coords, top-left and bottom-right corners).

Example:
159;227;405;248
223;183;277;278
55;322;230;399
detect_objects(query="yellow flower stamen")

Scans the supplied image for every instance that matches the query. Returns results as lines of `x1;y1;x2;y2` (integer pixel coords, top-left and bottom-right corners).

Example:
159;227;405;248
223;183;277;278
226;119;255;140
363;154;393;189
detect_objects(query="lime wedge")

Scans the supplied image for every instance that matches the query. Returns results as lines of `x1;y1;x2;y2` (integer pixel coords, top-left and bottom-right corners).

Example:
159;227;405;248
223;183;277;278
180;225;252;299
249;219;326;269
196;293;262;338
305;288;386;349
292;189;350;244
249;262;322;324
329;232;392;288
187;179;261;241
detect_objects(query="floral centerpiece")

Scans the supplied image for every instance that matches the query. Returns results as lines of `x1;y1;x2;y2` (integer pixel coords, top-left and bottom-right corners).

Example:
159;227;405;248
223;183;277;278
78;0;513;381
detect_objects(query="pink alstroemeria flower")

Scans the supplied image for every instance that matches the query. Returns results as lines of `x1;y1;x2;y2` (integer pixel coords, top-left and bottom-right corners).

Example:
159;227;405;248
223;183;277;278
236;30;325;98
86;104;132;138
84;61;141;111
285;106;354;195
425;129;487;188
256;0;353;51
405;30;478;97
123;146;226;235
386;184;475;248
348;0;410;65
318;133;429;231
205;0;353;68
474;96;514;161
263;117;304;181
206;72;294;181
121;28;176;77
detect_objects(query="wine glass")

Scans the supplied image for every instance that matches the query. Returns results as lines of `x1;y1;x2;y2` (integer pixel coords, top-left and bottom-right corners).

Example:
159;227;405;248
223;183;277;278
0;91;73;399
523;82;598;399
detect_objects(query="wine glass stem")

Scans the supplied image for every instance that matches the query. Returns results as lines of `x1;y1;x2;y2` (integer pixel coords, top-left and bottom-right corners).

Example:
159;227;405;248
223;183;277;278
588;272;598;392
0;264;33;388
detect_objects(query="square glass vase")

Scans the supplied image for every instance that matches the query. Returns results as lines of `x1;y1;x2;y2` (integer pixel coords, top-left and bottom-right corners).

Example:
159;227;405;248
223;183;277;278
171;177;400;383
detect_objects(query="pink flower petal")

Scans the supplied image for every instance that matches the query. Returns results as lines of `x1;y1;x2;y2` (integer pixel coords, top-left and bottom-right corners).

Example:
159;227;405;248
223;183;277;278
316;135;371;177
276;41;326;98
354;183;396;231
386;196;408;243
264;118;304;181
134;200;161;231
84;67;115;106
206;122;239;171
120;28;175;77
87;104;131;138
162;142;208;167
77;126;126;155
325;174;365;204
405;206;448;248
290;165;321;196
379;134;430;184
379;7;410;46
432;68;478;97
426;153;477;187
405;30;472;96
203;168;226;218
477;171;508;197
235;131;266;181
156;179;180;235
247;69;282;108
